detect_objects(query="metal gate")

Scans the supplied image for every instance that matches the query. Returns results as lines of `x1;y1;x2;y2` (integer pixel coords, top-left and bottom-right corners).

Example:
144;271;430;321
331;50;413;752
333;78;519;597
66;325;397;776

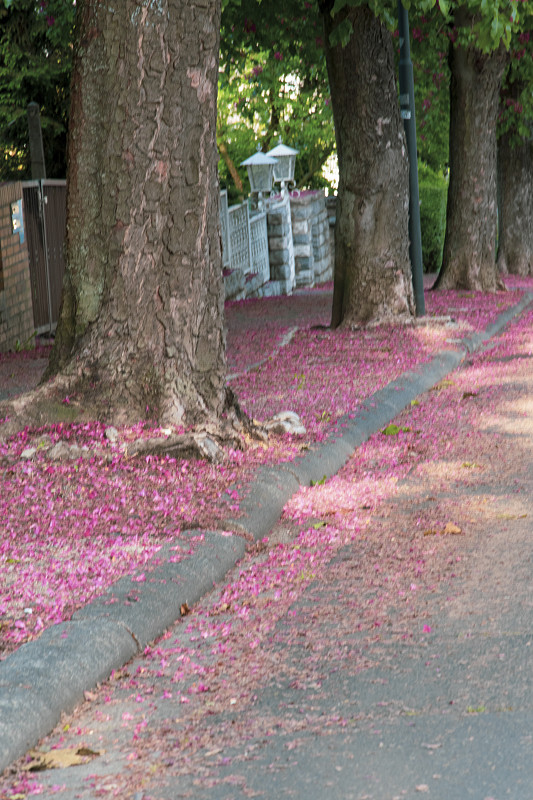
22;179;66;335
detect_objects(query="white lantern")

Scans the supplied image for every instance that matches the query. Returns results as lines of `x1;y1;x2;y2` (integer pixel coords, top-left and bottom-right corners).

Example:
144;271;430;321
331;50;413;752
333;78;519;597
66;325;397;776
267;139;299;188
241;149;278;194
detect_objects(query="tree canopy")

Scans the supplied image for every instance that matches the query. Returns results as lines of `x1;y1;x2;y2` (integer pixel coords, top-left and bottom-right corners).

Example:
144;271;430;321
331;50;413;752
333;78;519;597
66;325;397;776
0;0;74;180
218;0;335;201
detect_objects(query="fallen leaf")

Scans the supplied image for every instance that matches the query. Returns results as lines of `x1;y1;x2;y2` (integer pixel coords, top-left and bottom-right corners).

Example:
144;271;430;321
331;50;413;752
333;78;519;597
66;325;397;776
442;522;462;535
382;424;400;436
180;603;191;616
23;747;101;771
382;424;410;436
432;379;455;391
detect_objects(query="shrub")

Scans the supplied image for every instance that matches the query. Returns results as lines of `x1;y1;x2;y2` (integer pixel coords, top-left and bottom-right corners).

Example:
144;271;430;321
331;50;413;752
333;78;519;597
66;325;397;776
418;163;448;273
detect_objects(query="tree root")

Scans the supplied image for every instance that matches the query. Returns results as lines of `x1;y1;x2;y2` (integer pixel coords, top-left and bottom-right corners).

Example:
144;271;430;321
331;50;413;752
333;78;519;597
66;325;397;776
0;382;270;464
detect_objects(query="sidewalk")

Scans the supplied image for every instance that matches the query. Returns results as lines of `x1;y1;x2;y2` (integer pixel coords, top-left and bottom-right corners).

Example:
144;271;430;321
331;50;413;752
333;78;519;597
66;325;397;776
1;281;533;796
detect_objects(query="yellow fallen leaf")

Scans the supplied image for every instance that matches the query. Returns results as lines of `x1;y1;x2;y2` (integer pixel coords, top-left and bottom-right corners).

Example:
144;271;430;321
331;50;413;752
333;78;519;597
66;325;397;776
442;522;462;535
23;746;101;771
431;379;455;391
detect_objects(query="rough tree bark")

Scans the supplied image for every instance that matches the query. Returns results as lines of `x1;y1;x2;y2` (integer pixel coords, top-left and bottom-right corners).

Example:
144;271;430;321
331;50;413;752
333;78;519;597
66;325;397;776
36;0;226;429
320;1;414;328
497;119;533;276
435;16;506;291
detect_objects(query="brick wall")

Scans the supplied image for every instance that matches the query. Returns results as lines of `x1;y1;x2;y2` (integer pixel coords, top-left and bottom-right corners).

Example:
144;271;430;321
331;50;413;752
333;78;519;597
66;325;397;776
0;182;35;353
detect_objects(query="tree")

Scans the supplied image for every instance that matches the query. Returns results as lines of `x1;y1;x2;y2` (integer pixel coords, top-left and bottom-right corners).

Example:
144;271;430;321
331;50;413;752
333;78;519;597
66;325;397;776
0;0;74;180
320;0;415;327
434;1;527;291
3;0;229;438
497;31;533;277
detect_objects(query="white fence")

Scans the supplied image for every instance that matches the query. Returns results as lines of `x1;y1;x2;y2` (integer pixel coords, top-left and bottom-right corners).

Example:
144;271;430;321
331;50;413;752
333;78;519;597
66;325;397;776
220;190;270;287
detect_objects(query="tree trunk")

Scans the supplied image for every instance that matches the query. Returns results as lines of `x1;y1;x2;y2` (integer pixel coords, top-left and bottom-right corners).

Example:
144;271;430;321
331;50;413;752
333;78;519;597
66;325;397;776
497;127;533;276
46;0;226;428
436;25;506;291
217;137;244;196
320;2;414;328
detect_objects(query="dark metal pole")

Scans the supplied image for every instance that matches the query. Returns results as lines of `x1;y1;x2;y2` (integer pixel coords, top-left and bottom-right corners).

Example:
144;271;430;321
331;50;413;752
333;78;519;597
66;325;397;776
27;101;47;180
398;1;425;316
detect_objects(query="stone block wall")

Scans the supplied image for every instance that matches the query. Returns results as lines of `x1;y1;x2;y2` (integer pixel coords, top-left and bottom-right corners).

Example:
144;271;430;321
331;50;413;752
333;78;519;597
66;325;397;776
289;189;333;287
264;192;295;297
223;188;334;301
0;182;35;352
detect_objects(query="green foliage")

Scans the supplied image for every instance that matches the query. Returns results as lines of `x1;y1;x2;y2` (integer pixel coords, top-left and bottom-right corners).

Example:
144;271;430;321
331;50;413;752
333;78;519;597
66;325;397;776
0;0;74;180
219;0;335;202
409;6;450;174
499;26;533;147
418;162;447;273
456;0;523;53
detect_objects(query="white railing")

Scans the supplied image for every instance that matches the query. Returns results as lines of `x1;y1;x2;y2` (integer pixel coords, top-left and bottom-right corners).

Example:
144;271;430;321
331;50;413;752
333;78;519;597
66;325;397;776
249;210;269;282
220;190;269;280
228;202;251;273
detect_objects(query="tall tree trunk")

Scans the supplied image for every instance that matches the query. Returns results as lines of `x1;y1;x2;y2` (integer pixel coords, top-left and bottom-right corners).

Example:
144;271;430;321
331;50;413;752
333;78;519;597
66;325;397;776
436;22;506;291
46;0;226;427
320;2;414;328
497;118;533;276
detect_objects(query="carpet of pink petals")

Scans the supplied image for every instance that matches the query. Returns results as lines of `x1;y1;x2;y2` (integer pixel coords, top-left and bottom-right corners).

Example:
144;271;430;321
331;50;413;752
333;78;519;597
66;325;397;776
0;275;532;657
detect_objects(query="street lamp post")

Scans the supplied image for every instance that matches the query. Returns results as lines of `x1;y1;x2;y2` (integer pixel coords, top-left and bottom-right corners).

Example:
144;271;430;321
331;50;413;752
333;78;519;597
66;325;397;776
398;0;425;317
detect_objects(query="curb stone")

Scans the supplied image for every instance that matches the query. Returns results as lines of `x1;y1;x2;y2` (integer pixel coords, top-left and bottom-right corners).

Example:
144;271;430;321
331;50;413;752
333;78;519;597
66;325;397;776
0;292;531;772
0;532;245;769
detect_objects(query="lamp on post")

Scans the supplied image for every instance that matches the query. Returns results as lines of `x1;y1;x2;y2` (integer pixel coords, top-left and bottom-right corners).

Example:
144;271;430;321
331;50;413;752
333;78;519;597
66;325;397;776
241;147;278;209
267;138;299;196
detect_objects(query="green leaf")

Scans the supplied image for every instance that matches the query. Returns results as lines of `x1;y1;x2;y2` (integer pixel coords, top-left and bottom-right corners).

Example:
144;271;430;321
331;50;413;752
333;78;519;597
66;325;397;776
312;521;327;529
382;424;400;435
310;474;327;486
329;17;354;48
382;424;411;436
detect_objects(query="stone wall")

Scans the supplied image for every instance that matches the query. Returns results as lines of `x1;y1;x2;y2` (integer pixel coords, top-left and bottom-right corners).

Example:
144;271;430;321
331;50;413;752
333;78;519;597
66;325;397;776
223;189;334;301
290;189;332;287
262;192;295;297
0;182;35;352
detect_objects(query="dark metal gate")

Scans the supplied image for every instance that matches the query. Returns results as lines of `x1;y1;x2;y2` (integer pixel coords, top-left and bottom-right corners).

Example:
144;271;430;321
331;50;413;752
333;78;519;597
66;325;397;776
22;179;66;335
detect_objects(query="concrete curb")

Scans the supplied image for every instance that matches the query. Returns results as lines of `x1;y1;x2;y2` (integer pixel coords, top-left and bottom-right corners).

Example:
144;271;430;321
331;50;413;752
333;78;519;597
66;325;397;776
0;292;531;772
0;532;245;769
